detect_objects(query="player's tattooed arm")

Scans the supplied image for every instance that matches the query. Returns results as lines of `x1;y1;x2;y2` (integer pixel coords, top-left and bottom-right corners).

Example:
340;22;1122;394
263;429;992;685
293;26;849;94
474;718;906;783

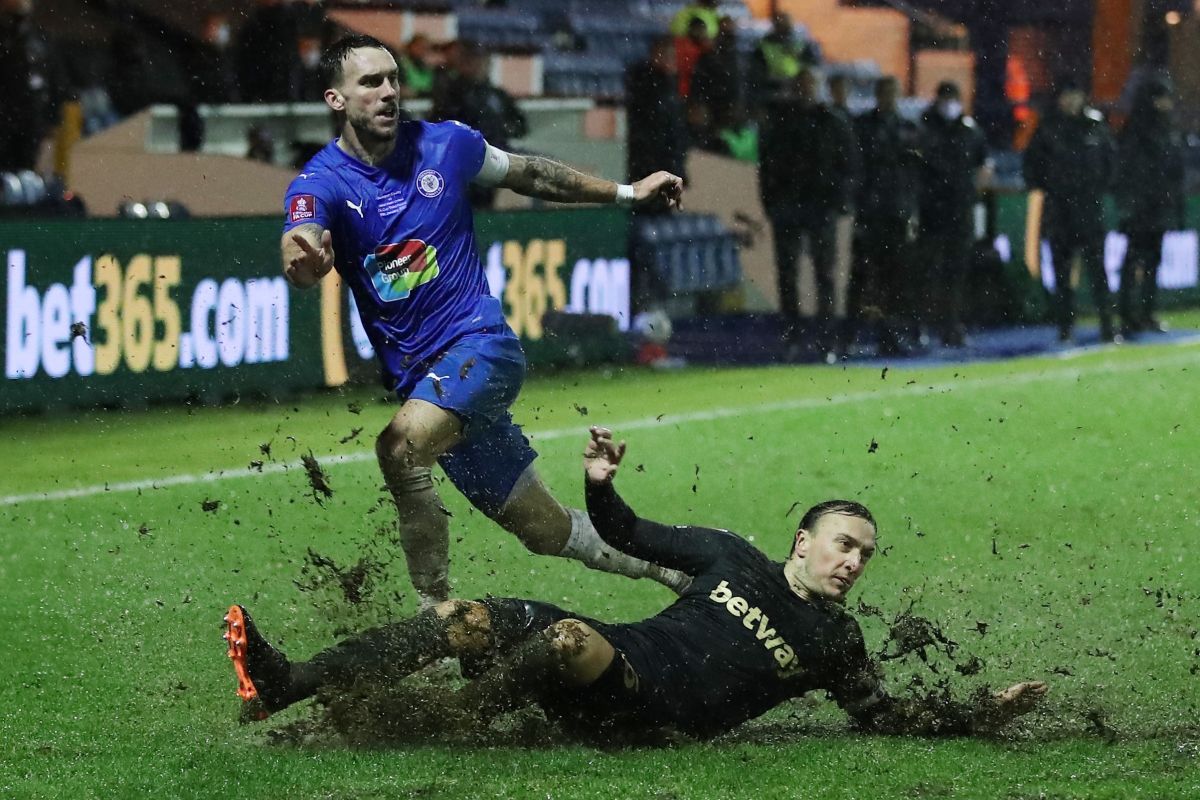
499;152;683;209
281;223;335;289
500;153;617;203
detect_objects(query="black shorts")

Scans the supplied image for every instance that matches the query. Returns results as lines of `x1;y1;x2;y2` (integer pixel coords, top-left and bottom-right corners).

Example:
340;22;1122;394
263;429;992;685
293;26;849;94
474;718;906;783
479;598;677;739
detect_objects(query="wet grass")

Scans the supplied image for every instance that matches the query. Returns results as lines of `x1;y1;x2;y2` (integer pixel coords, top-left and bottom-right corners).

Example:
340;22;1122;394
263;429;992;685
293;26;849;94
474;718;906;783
2;322;1199;799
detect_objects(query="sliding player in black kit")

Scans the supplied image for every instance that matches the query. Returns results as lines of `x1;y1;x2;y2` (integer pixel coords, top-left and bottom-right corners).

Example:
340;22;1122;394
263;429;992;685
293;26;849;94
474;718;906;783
223;428;1046;740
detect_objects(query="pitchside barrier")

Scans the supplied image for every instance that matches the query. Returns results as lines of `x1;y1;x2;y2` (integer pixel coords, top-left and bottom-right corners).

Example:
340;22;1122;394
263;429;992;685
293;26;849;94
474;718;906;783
1;208;632;414
988;192;1200;315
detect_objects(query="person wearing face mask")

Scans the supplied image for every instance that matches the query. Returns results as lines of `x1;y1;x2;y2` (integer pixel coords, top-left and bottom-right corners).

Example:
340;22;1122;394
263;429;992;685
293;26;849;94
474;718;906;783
1115;76;1185;337
1023;77;1118;343
916;82;989;348
849;76;921;356
223;427;1048;742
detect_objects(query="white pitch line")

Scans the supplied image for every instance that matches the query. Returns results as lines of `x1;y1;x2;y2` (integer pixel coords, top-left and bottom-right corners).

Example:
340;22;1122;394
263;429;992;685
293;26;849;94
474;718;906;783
3;347;1197;508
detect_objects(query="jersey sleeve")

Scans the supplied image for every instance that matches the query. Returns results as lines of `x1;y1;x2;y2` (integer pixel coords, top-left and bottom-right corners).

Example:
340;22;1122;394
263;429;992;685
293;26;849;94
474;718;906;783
830;618;983;736
585;479;747;575
282;173;338;234
443;120;488;185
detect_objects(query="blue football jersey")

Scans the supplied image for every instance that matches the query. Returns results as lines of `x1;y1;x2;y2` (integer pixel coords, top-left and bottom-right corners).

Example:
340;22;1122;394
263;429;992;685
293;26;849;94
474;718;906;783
282;120;508;394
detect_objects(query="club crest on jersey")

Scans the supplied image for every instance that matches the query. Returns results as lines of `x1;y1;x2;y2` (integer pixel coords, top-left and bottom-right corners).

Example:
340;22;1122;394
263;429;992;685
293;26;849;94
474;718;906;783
416;169;445;198
289;194;316;222
364;239;440;302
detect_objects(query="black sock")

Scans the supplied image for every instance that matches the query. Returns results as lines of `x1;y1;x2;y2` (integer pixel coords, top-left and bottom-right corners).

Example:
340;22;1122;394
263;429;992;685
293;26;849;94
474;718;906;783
290;609;450;700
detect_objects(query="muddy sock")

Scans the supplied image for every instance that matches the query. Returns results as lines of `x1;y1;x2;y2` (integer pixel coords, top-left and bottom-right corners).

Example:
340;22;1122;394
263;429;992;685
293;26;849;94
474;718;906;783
560;507;691;594
290;609;451;699
383;465;451;607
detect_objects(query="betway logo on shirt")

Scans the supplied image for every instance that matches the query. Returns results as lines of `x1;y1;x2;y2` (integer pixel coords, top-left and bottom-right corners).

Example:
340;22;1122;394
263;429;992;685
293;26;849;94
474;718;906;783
709;580;803;677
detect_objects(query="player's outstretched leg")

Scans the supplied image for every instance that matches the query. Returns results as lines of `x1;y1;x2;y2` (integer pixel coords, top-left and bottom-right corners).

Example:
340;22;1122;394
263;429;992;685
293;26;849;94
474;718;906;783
496;469;691;594
223;601;505;721
223;605;297;722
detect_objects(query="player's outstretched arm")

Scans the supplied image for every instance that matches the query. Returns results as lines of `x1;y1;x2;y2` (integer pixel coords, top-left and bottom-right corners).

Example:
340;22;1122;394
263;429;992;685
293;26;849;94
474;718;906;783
841;665;1048;736
583;427;731;575
281;224;335;289
500;152;682;209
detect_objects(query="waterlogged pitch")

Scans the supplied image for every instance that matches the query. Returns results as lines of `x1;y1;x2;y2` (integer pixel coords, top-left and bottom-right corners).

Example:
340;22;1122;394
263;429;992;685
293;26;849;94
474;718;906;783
2;329;1198;799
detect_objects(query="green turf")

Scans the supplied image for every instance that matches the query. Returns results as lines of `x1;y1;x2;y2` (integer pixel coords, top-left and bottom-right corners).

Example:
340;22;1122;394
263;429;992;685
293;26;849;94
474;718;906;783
2;324;1199;799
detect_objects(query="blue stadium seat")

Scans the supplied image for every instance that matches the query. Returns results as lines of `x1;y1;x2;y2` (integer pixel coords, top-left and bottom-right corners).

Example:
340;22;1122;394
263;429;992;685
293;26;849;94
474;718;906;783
633;213;742;294
457;9;546;50
543;51;626;99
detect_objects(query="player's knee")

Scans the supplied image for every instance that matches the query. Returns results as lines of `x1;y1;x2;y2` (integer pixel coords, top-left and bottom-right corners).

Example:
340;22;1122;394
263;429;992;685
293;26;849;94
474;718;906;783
377;418;441;467
376;422;413;465
545;619;592;661
434;600;492;654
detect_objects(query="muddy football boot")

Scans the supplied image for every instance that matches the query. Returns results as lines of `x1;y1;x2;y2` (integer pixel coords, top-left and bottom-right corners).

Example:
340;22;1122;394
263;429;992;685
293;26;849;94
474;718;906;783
223;604;292;722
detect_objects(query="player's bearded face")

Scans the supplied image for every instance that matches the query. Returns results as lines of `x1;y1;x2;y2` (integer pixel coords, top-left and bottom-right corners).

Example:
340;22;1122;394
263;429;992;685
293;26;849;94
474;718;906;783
333;48;401;141
792;514;876;600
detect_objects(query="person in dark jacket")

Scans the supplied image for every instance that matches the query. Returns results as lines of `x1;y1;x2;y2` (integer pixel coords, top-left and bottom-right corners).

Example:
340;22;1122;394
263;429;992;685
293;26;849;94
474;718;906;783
849;76;921;355
235;0;304;104
625;36;689;186
430;41;528;209
1115;77;1185;336
917;81;989;347
688;15;742;147
0;0;65;172
759;67;857;356
1023;78;1118;342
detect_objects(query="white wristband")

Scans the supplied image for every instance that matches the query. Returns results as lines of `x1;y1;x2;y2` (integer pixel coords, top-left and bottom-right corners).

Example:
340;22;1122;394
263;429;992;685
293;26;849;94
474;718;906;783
615;184;635;206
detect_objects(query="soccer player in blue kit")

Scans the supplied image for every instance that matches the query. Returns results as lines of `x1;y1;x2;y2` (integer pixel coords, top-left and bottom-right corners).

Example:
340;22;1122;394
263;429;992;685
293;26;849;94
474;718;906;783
282;35;689;608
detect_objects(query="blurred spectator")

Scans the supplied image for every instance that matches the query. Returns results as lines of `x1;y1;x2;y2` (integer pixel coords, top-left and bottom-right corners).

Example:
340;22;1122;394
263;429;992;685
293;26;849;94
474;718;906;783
236;0;304;103
749;13;816;117
107;11;152;116
246;125;276;163
189;13;239;104
430;41;527;209
431;39;464;110
689;16;741;144
670;0;720;40
849;76;921;355
1116;76;1184;336
675;17;712;100
298;35;325;102
828;73;851;123
0;0;65;172
399;34;436;99
625;36;689;187
758;68;857;358
1023;78;1117;342
917;81;989;347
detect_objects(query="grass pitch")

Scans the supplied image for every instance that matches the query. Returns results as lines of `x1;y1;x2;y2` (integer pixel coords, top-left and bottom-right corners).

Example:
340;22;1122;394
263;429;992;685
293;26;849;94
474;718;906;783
2;322;1199;799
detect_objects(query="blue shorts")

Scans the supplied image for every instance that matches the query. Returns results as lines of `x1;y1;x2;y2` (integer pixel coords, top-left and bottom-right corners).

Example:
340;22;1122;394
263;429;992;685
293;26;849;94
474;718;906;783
402;328;537;517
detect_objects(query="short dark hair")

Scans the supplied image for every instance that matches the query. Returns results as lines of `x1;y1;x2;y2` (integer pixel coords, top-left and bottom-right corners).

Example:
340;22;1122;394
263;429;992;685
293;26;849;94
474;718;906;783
935;80;960;100
321;34;392;89
797;500;876;533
